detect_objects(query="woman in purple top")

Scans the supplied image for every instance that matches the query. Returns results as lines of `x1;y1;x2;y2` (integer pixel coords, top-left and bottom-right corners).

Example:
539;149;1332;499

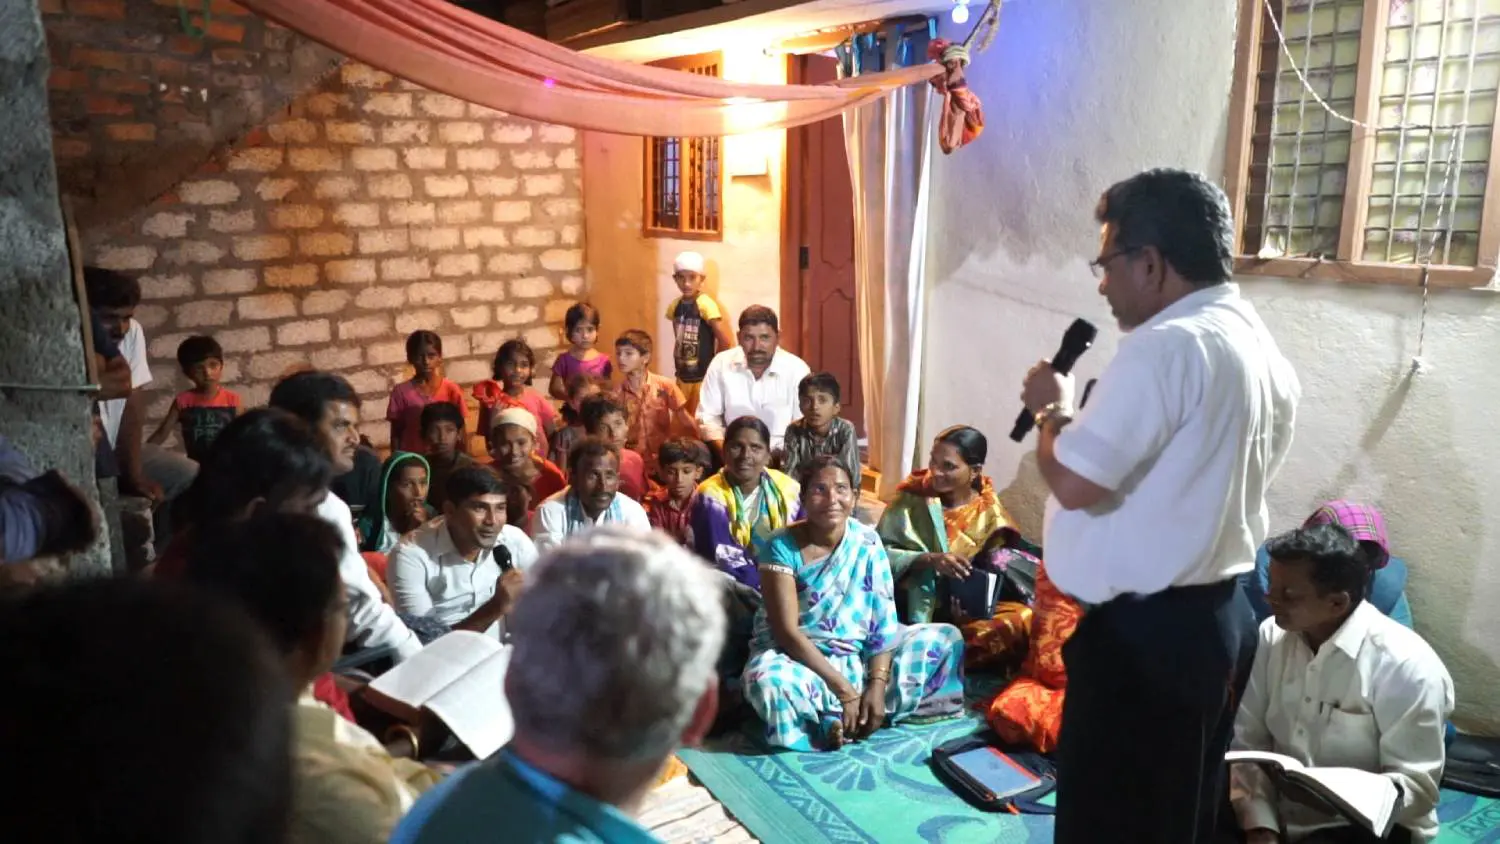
549;303;613;400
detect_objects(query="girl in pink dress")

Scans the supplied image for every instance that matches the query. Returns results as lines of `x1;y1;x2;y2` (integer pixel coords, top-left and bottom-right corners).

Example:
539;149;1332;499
386;330;466;453
473;338;559;459
548;302;613;400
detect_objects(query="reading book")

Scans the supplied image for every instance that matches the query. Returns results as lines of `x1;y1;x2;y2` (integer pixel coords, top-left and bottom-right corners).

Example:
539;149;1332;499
365;631;514;760
1225;749;1399;838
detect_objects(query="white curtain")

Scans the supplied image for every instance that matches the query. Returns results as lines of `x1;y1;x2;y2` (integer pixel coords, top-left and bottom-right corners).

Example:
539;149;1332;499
839;23;937;498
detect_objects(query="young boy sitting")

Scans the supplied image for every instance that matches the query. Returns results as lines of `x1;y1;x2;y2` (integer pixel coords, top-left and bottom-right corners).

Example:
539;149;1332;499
147;335;242;464
614;329;698;482
781;371;860;484
579;394;646;501
420;402;474;510
644;437;711;549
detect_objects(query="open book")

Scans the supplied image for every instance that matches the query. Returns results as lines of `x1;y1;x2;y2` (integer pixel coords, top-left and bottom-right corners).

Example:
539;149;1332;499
1225;750;1398;838
365;631;514;760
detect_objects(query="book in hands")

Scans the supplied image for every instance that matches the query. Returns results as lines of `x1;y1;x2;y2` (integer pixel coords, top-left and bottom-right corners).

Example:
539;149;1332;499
1225;749;1398;838
365;631;514;760
949;569;1000;620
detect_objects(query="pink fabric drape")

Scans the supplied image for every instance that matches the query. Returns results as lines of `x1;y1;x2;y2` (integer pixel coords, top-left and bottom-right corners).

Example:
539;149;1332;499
236;0;944;137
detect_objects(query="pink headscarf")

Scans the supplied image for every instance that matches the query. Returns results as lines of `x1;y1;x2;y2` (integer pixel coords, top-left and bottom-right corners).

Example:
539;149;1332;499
1303;500;1390;568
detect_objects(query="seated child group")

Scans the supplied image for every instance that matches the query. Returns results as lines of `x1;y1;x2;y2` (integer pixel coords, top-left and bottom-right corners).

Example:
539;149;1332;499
137;248;1460;844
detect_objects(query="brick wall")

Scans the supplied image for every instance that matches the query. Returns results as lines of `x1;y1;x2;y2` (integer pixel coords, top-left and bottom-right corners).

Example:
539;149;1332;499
43;1;584;449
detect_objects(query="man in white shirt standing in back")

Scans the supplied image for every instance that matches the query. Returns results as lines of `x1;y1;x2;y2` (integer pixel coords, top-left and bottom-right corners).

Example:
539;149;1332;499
1231;524;1454;844
696;305;810;454
389;466;538;642
270;371;423;662
1019;169;1301;844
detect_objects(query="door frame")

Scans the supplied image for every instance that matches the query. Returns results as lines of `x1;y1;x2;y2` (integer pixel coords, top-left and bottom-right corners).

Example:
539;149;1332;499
779;53;810;355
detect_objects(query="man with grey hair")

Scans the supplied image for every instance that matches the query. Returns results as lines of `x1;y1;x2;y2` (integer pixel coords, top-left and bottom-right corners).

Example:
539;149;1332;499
391;528;726;843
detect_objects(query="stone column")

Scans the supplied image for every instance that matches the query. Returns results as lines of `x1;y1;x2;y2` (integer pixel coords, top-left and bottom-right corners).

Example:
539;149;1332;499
0;0;110;576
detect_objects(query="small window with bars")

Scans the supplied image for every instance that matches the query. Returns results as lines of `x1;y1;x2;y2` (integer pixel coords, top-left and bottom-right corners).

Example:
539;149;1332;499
645;52;723;239
1226;0;1500;286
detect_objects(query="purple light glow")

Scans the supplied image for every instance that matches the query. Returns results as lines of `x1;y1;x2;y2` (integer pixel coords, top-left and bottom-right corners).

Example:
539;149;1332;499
543;78;556;88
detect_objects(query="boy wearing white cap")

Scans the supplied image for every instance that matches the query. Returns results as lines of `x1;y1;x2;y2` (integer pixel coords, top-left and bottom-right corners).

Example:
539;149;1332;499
665;252;733;414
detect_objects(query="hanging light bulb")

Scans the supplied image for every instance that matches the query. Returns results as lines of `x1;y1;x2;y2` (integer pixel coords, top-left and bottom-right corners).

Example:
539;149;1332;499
951;0;970;25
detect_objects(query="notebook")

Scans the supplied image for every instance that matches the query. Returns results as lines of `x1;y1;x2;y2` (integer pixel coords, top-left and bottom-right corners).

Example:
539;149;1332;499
365;631;514;759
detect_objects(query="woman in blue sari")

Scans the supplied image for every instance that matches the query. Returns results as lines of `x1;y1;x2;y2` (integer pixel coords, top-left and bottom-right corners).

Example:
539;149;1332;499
743;456;966;751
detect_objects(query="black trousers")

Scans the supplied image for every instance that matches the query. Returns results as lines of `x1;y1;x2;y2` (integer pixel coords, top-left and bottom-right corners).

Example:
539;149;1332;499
1054;578;1259;844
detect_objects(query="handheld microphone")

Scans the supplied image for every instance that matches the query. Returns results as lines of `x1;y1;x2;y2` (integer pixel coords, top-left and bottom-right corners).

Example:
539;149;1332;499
1009;318;1098;442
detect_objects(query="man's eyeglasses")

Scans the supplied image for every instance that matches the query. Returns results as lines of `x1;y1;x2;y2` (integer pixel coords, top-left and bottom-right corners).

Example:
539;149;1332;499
1089;246;1141;279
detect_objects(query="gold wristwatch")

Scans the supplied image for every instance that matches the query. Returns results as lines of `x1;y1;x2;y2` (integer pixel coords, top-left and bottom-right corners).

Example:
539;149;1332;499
1033;401;1075;432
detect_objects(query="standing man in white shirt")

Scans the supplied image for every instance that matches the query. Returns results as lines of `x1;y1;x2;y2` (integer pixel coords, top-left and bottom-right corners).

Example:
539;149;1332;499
1019;169;1301;844
531;438;650;552
85;267;198;551
695;305;810;454
1231;525;1454;844
269;370;423;662
389;466;538;642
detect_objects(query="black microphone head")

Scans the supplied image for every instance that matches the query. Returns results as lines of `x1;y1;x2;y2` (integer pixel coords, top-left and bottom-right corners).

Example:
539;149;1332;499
1062;318;1098;353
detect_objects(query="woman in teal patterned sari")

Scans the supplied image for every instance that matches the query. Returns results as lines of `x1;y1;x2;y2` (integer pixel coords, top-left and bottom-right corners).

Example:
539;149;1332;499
743;456;966;751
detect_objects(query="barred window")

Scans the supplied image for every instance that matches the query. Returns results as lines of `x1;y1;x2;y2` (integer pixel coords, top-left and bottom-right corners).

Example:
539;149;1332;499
644;52;723;239
1226;0;1500;287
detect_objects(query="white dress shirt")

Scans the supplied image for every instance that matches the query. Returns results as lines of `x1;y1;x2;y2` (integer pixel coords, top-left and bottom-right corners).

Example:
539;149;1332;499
317;492;423;661
530;488;651;553
1231;602;1455;841
387;518;537;640
1043;284;1301;603
695;347;811;449
100;319;151;448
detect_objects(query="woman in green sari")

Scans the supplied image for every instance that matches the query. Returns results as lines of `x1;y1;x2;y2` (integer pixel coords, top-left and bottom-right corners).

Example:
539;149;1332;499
876;426;1017;623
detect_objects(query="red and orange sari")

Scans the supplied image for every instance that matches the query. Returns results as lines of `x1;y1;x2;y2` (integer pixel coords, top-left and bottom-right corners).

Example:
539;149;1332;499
983;563;1082;753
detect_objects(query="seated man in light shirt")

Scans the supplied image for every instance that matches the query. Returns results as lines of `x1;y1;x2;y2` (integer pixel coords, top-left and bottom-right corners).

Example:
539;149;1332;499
531;437;649;552
389;466;537;643
695;305;810;454
270;370;423;661
1231;524;1454;844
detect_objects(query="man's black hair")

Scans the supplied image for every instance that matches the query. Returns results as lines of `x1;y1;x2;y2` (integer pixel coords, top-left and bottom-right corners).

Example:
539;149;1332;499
1094;168;1234;286
178;408;334;529
269;370;361;426
1265;523;1372;603
737;305;779;333
446;465;507;506
83;266;142;309
567;436;620;478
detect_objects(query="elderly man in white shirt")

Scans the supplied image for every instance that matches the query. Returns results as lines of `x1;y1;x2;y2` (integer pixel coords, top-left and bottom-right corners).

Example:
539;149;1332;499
1019;169;1301;844
390;466;537;642
695;305;811;453
1231;525;1454;844
531;438;649;553
270;371;423;662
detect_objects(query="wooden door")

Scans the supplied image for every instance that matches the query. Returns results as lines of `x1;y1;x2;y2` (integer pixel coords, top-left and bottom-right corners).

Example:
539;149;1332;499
781;54;864;436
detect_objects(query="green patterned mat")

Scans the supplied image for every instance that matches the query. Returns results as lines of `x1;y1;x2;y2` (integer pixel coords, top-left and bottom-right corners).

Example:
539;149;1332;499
681;712;1500;844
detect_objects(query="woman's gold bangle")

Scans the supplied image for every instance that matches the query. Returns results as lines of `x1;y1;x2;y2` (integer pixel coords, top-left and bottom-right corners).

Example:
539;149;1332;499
867;670;890;684
385;724;421;759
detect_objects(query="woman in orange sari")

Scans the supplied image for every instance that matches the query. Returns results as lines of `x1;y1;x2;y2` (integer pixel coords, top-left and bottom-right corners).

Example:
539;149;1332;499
876;426;1016;623
983;563;1082;753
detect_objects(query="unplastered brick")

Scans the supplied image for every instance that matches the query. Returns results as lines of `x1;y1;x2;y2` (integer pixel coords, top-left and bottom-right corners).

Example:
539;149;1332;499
334;203;381;227
176;299;234;328
366;341;408;366
359;229;410;255
407;281;458;305
238;293;297;320
179;179;241;205
301;290;352;316
265;264;320;287
298;233;354;257
276;319;332;346
394;309;443;334
233;235;292;261
386;201;436;225
326;259;377;285
338;315;391;340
